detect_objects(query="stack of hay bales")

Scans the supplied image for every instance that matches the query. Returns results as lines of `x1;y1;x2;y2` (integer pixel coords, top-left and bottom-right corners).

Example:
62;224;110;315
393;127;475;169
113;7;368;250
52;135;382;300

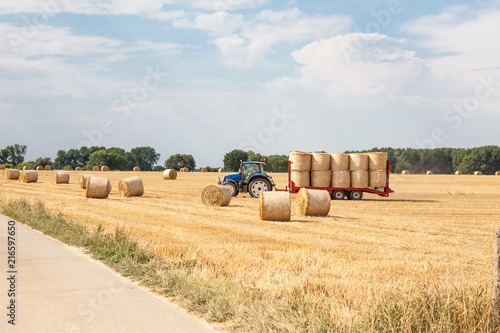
311;153;331;187
21;170;38;183
4;169;20;180
119;177;144;197
289;151;311;187
331;153;350;188
163;169;177;180
56;171;70;184
201;185;231;206
368;152;387;188
349;153;369;188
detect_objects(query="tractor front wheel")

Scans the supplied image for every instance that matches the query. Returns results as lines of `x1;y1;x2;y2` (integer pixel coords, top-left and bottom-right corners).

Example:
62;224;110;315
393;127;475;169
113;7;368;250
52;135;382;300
248;178;272;198
225;182;239;197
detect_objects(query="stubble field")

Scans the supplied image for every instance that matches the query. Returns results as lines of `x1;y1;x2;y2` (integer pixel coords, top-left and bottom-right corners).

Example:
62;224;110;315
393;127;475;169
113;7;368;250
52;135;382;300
1;170;500;331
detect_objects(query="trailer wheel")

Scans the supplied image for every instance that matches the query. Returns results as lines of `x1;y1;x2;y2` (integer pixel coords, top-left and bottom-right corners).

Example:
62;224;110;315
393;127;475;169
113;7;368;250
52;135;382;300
224;182;239;197
332;190;345;200
249;178;271;198
349;191;363;200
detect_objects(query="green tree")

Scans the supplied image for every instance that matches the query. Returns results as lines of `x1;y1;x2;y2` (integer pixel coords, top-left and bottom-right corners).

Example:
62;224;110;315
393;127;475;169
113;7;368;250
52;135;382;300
1;144;27;165
164;154;196;171
265;154;288;172
34;157;53;168
223;149;248;172
126;147;160;171
247;151;263;162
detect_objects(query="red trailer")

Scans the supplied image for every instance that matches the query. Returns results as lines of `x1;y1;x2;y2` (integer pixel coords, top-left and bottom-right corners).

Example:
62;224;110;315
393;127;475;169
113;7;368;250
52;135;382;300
281;161;394;200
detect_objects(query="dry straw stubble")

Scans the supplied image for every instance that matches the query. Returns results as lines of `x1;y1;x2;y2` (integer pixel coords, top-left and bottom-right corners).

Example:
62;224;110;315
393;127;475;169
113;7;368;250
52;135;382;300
119;176;144;197
86;177;111;199
296;188;330;217
21;170;38;183
201;185;231;206
259;191;291;221
56;171;70;184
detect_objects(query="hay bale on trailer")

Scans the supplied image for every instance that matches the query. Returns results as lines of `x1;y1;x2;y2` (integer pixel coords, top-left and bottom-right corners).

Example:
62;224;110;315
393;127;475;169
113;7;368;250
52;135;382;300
21;170;38;183
291;171;310;188
86;177;111;199
330;153;349;171
369;170;387;188
4;169;20;180
349;154;368;171
119;176;144;197
163;169;177;180
259;191;290;222
351;171;369;188
311;170;332;187
56;171;70;184
289;151;312;171
368;152;387;171
332;171;350;188
201;185;231;206
311;153;330;171
296;188;330;217
79;174;93;189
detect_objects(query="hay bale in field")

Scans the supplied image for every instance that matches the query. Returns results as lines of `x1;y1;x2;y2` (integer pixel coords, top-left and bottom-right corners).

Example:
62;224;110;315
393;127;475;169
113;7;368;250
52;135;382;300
4;169;20;180
291;171;310;188
118;176;144;197
21;170;38;183
201;185;231;206
75;167;82;171
349;154;368;171
496;171;500;176
79;174;93;189
23;166;30;171
259;191;290;221
289;151;312;171
180;167;189;172
402;170;410;175
455;171;462;175
218;168;225;173
56;171;70;184
133;166;140;172
0;166;5;171
330;153;349;171
86;177;110;199
368;152;387;170
351;171;369;188
36;166;43;171
296;188;330;217
93;166;99;171
426;171;433;175
163;169;178;180
311;153;330;171
474;171;482;176
332;171;350;188
201;167;208;172
101;166;109;172
45;165;52;171
369;170;387;188
311;170;332;187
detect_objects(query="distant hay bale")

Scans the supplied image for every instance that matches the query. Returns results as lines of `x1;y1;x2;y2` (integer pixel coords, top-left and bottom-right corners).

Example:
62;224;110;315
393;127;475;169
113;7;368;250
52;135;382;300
402;170;410;175
180;167;189;172
201;167;208;172
79;174;93;189
56;171;70;184
426;171;433;175
368;152;388;170
496;171;500;176
349;154;368;171
330;153;349;171
86;177;110;199
291;171;310;188
474;171;482;176
351;171;369;188
36;166;43;171
93;166;99;171
21;170;38;183
259;191;290;222
201;185;231;206
289;151;312;171
218;168;225;173
101;166;109;172
455;171;462;175
4;169;20;180
23;166;30;171
45;165;52;171
311;153;330;171
332;171;350;188
75;167;82;171
311;170;332;187
0;166;5;170
163;169;178;180
133;166;140;172
118;176;144;197
369;170;387;188
296;188;330;217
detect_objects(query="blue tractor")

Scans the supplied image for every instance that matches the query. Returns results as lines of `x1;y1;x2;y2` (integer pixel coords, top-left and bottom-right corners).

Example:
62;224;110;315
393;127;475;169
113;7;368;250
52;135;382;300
218;161;275;198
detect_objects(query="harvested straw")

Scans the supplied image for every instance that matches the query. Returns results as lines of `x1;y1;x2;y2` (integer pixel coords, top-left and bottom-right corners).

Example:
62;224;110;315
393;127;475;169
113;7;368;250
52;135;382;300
75;167;82;171
474;171;482;175
201;185;231;206
330;153;349;171
0;166;5;171
426;171;433;175
45;165;52;171
349;154;368;171
86;177;110;199
23;166;30;171
133;166;140;172
402;170;410;175
21;170;38;183
36;166;43;171
4;169;20;180
259;191;290;221
101;166;109;172
56;171;70;184
369;170;387;188
455;171;462;175
118;176;144;197
79;174;93;189
93;166;99;171
368;153;387;170
496;171;500;176
201;167;208;172
180;167;189;172
289;151;312;171
296;188;330;217
351;171;369;188
163;169;178;180
311;153;331;171
332;171;350;188
291;171;310;188
218;168;225;173
311;170;332;187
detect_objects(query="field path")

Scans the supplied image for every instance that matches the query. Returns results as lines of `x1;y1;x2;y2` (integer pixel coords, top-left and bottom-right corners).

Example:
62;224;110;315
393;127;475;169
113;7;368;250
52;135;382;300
0;214;219;333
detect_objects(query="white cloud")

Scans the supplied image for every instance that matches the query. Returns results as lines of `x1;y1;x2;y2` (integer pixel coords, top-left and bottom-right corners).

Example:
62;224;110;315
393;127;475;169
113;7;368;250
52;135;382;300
173;11;245;33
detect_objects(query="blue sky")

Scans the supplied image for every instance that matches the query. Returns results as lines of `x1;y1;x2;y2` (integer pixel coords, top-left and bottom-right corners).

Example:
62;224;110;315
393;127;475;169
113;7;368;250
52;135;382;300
1;0;499;167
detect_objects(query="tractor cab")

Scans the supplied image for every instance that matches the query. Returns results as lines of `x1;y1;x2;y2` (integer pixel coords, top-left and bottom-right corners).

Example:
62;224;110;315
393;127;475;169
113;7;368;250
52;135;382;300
219;161;275;198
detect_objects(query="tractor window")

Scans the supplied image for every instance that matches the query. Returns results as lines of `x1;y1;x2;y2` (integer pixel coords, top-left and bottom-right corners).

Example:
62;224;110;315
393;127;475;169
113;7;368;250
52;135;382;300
243;164;259;182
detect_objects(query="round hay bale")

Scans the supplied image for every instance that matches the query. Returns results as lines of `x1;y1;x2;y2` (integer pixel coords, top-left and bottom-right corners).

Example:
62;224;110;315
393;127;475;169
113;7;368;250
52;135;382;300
455;171;462;175
44;165;52;171
291;171;310;188
289;151;312;171
402;170;410;175
101;166;109;172
79;174;93;189
201;185;231;206
349;154;368;171
369;170;387;188
163;169;178;180
133;166;140;172
330;153;349;171
36;166;43;171
0;166;5;171
201;167;208;172
56;171;70;184
311;153;330;171
86;177;110;199
350;171;369;188
4;169;20;180
218;168;225;173
332;171;350;188
23;166;30;171
180;167;189;172
21;170;38;183
474;171;482;176
92;166;99;171
368;152;388;170
426;171;433;175
296;188;330;217
496;171;500;176
311;170;332;187
75;167;82;171
118;176;144;197
259;191;290;222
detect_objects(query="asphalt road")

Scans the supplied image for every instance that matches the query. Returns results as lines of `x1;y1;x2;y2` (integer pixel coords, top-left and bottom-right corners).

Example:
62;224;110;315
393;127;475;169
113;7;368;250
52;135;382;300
0;214;219;333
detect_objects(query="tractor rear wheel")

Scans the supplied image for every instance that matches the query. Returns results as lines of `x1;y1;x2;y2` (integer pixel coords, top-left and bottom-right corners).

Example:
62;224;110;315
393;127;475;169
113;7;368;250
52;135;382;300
249;178;272;198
